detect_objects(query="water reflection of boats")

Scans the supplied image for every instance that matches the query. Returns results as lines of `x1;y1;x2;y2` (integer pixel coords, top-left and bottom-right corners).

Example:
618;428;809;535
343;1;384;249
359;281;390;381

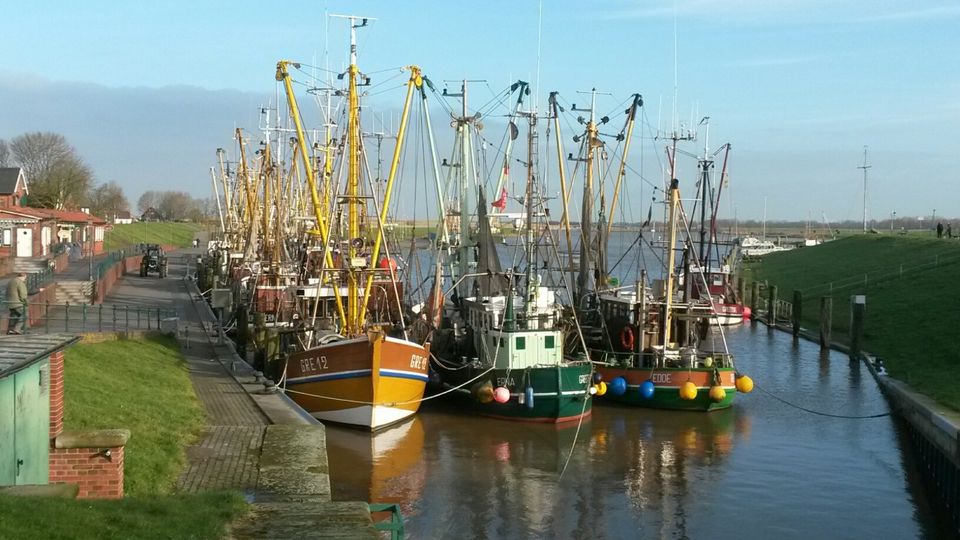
576;408;745;538
324;416;427;515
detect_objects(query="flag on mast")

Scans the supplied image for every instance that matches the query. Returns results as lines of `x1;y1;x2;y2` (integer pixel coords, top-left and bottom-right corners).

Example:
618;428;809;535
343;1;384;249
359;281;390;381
492;187;508;210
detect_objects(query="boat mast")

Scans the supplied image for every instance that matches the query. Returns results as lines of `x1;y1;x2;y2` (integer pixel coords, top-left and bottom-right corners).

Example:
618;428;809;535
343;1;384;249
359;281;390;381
443;79;481;298
276;60;347;329
491;81;530;217
548;92;575;290
522;109;537;317
574;88;600;304
696;117;712;266
604;94;642;245
358;66;421;323
662;178;680;347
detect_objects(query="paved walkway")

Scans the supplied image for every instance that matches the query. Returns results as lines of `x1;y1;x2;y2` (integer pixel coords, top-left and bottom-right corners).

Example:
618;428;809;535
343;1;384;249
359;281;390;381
98;237;378;537
100;239;269;494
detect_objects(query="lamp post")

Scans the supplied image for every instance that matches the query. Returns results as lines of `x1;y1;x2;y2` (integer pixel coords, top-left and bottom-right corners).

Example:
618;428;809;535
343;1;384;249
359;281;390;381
87;220;93;280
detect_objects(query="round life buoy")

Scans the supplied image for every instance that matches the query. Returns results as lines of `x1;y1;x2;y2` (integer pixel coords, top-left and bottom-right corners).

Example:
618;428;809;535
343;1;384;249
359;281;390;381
619;326;635;350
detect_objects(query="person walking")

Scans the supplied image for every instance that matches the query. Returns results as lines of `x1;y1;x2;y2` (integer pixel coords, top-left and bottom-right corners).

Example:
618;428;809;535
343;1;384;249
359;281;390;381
937;222;944;238
6;273;28;335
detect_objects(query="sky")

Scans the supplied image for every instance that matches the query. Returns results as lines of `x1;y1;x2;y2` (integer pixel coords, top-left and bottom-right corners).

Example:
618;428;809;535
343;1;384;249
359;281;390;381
0;0;957;223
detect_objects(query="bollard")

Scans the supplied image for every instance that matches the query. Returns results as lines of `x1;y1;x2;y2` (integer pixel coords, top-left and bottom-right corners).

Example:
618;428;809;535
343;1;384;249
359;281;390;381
751;282;760;326
850;295;866;360
819;296;832;350
767;285;778;327
792;290;802;337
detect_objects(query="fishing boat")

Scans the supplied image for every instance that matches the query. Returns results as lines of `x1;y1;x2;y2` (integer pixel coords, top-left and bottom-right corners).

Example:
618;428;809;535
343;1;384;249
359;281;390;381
276;16;430;430
427;82;592;423
553;97;752;411
595;179;747;411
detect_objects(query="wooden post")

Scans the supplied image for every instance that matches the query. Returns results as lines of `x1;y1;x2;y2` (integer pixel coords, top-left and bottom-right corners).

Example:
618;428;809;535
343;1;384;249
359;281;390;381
737;277;746;305
850;295;866;360
767;285;778;326
819;296;832;350
751;282;760;326
792;290;802;337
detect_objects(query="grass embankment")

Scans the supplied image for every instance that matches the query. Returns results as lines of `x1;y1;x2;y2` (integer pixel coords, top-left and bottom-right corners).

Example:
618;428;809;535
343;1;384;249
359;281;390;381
104;222;204;251
0;336;246;539
744;235;960;410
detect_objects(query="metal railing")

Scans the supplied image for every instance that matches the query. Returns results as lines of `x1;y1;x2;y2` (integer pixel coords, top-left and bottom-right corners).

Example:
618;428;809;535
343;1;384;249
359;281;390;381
368;504;404;540
26;267;55;294
4;301;179;334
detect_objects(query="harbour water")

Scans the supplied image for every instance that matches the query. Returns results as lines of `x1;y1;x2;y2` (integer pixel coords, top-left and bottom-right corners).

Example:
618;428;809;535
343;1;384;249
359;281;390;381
325;324;949;538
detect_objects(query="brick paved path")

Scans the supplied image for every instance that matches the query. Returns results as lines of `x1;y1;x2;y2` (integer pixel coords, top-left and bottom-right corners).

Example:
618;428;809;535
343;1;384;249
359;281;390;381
100;238;270;494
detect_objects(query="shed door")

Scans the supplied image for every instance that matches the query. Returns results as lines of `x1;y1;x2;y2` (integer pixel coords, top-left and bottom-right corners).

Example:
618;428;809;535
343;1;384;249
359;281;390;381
0;376;15;485
13;360;49;485
16;228;32;257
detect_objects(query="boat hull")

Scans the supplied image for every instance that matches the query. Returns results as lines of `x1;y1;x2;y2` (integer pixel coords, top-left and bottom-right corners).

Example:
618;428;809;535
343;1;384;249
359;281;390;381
436;363;593;423
285;333;430;430
597;366;736;411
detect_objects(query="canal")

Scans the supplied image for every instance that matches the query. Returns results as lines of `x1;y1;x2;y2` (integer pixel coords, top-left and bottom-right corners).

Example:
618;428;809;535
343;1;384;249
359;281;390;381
325;323;950;538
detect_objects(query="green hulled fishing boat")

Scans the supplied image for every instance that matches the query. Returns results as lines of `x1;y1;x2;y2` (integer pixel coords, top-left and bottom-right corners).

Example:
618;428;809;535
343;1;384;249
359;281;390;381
427;82;592;422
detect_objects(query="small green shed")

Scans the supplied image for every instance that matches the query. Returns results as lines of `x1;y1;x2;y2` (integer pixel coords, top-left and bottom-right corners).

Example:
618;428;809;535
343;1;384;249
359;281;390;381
0;334;79;486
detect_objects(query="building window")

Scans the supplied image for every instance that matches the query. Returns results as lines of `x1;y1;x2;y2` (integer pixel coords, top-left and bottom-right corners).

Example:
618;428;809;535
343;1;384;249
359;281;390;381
545;335;555;349
516;336;526;350
1;229;10;246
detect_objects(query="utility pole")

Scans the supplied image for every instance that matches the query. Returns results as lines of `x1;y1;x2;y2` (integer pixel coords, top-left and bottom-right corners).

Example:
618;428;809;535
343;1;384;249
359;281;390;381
858;146;871;233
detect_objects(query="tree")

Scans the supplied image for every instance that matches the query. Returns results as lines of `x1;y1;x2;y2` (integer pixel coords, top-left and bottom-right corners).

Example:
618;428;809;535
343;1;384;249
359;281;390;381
137;190;161;215
87;181;130;218
10;132;92;209
157;191;194;221
0;139;9;167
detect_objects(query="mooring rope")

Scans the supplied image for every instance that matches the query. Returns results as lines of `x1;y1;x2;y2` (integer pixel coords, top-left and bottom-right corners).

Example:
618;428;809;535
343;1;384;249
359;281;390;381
757;383;891;419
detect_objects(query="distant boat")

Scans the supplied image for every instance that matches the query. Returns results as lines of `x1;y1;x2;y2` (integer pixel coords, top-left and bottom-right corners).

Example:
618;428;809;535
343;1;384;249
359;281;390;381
740;236;793;257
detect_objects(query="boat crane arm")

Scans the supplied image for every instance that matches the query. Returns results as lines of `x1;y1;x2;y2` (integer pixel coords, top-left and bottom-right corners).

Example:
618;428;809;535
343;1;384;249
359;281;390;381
604;94;642;243
490;81;529;215
358;66;422;325
276;60;348;330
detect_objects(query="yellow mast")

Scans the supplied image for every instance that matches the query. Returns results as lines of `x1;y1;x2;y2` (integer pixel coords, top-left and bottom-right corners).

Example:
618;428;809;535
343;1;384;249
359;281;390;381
605;94;642;242
346;49;361;334
236;128;255;227
276;60;347;330
358;66;422;324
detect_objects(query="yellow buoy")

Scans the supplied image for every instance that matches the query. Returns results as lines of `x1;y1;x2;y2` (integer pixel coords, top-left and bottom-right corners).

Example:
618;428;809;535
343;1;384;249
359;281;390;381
679;381;698;400
703;356;714;368
596;381;607;396
709;385;727;402
735;375;754;394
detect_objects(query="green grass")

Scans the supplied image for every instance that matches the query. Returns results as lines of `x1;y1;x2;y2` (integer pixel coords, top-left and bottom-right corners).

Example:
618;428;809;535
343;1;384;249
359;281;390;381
63;335;205;495
105;222;203;251
0;336;248;539
0;491;246;540
745;234;960;410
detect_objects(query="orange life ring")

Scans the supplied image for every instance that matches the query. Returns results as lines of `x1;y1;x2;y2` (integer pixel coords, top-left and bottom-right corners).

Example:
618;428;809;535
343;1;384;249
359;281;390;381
620;326;635;350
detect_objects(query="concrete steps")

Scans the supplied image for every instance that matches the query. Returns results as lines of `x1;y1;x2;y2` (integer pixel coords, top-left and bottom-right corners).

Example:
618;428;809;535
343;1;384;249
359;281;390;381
52;281;93;305
13;258;49;274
